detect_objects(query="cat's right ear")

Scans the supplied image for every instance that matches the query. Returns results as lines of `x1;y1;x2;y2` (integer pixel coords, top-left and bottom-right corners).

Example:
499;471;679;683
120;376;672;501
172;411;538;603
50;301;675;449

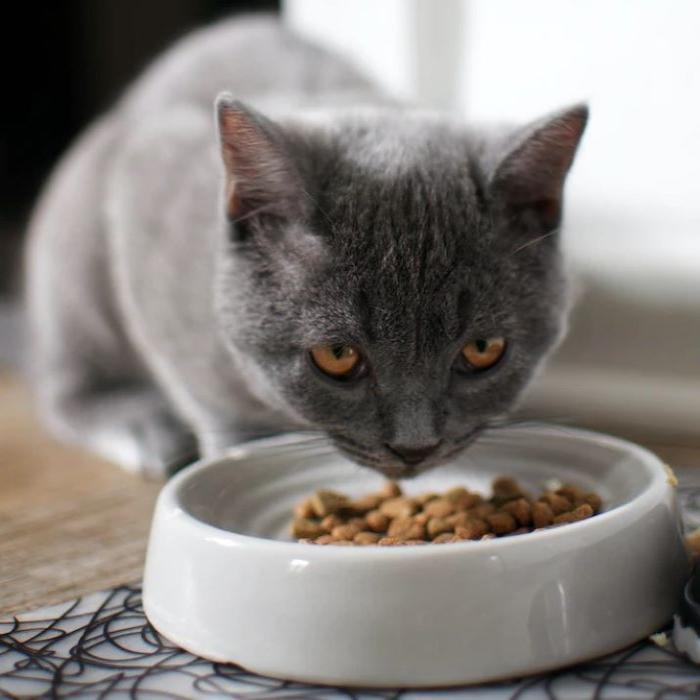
216;94;306;226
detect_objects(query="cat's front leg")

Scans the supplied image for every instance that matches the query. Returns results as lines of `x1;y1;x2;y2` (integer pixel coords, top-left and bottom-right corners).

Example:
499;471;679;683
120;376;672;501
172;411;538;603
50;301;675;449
42;380;199;478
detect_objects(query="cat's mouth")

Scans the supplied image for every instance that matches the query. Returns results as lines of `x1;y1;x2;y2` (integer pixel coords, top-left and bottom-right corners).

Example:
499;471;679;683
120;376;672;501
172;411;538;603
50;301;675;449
329;430;481;478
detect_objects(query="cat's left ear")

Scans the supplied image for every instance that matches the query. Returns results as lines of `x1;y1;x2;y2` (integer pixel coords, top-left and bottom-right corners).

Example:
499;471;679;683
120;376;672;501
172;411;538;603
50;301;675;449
216;94;306;224
489;104;588;232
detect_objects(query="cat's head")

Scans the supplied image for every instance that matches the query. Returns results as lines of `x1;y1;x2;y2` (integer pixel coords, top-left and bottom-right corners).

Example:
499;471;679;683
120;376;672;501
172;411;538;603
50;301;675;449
213;97;588;476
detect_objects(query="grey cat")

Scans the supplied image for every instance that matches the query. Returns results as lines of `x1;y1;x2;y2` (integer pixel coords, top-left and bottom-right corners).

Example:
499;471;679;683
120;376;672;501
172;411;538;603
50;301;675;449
25;14;587;478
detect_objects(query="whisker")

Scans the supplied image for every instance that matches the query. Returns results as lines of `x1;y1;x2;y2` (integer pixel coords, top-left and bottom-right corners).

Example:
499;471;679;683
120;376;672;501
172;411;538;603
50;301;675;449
511;228;559;255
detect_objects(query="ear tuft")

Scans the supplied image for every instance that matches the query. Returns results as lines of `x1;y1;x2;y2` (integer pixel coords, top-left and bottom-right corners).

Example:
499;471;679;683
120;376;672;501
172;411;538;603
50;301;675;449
490;103;589;231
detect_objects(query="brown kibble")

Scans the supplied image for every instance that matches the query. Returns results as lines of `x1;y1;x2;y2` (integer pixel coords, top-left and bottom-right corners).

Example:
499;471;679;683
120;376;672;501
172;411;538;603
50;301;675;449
365;510;390;533
348;516;368;528
292;517;325;539
414;492;439;506
413;512;430;525
491;476;524;504
315;534;338;545
540;492;572;515
502;498;532;526
446;486;469;500
423;498;455;518
320;514;344;533
388;516;426;540
455;518;489;540
470;502;497;519
354;531;381;545
580;492;602;513
349;493;383;513
556;484;584;502
448;511;471;528
331;521;365;540
378;481;402;499
378;536;402;546
427;517;453;539
532;501;555;528
293;476;601;545
294;498;315;519
553;503;594;525
446;486;481;510
310;490;349;517
486;511;517;535
433;533;459;544
379;496;417;519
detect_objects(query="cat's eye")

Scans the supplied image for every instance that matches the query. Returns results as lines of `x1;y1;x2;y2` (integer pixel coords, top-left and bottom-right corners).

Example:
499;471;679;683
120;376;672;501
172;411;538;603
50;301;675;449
460;337;506;371
310;344;361;378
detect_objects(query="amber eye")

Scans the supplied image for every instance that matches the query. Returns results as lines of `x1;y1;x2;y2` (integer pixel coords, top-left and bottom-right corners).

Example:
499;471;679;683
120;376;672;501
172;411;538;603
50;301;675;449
461;337;506;371
310;345;361;378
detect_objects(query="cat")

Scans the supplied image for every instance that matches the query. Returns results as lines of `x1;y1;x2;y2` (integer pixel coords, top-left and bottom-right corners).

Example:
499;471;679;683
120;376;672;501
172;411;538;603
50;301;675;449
25;14;587;478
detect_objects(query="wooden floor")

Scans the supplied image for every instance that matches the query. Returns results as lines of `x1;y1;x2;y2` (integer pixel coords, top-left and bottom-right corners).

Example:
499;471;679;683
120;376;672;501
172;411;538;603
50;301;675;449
1;369;699;618
0;372;160;616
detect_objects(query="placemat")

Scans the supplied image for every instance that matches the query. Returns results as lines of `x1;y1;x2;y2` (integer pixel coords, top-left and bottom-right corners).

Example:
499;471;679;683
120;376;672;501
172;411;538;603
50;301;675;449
2;470;700;699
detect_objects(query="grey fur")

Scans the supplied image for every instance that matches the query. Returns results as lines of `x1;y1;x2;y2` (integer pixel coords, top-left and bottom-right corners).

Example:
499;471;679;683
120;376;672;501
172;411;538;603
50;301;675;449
25;14;587;477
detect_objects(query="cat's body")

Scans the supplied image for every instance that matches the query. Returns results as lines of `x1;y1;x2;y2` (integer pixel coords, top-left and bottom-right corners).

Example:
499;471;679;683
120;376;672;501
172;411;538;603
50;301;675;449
26;15;587;476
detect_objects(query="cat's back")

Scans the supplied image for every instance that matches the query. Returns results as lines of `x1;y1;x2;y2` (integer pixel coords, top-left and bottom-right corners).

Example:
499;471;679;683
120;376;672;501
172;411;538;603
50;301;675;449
119;13;379;120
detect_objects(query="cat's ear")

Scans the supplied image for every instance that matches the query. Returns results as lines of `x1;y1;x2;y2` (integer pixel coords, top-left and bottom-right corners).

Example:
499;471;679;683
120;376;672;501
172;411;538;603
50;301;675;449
489;104;588;232
216;94;306;224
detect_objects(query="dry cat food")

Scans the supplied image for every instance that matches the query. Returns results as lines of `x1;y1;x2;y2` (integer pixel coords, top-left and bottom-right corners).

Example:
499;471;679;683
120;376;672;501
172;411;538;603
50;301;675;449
292;477;602;546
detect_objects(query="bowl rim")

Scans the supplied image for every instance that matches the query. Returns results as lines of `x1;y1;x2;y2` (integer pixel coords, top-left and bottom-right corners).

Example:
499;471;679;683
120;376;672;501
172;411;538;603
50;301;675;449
159;425;672;560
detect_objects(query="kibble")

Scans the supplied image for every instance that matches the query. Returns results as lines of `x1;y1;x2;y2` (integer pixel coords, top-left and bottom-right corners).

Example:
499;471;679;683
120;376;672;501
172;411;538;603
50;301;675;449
292;517;325;539
365;510;390;532
354;531;381;545
294;498;315;519
552;503;594;525
320;514;343;533
502;498;532;526
455;518;488;540
486;511;517;535
540;492;572;515
310;490;348;517
349;494;383;513
423;498;455;518
293;476;601;545
379;496;417;519
387;516;426;540
532;501;555;528
427;516;453;538
331;520;365;540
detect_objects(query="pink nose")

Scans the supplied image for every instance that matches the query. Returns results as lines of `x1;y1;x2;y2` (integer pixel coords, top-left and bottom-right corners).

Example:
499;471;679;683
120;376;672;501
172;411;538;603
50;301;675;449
386;442;441;465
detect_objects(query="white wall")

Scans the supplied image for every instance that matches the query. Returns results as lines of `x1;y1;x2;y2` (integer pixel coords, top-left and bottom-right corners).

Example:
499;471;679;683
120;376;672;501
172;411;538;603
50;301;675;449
285;0;700;228
463;0;700;235
284;0;466;111
284;0;416;99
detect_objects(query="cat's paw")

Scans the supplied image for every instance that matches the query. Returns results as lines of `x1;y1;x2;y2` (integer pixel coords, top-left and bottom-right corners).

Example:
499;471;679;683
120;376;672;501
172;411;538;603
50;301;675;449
89;412;198;479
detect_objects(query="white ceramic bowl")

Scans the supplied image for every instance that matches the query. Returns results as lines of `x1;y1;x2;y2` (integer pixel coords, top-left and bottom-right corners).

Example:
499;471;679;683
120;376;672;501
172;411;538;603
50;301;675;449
143;427;690;687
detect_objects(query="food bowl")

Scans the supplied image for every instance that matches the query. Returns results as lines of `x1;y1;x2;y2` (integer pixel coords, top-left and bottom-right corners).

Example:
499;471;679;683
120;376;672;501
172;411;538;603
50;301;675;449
142;426;690;687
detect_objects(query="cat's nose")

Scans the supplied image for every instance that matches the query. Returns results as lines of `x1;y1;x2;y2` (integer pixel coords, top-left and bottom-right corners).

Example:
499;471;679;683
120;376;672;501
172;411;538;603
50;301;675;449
386;441;441;465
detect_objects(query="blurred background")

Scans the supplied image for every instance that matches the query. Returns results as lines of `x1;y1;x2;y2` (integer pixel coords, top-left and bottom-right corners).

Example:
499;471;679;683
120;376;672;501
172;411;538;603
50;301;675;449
0;0;698;447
